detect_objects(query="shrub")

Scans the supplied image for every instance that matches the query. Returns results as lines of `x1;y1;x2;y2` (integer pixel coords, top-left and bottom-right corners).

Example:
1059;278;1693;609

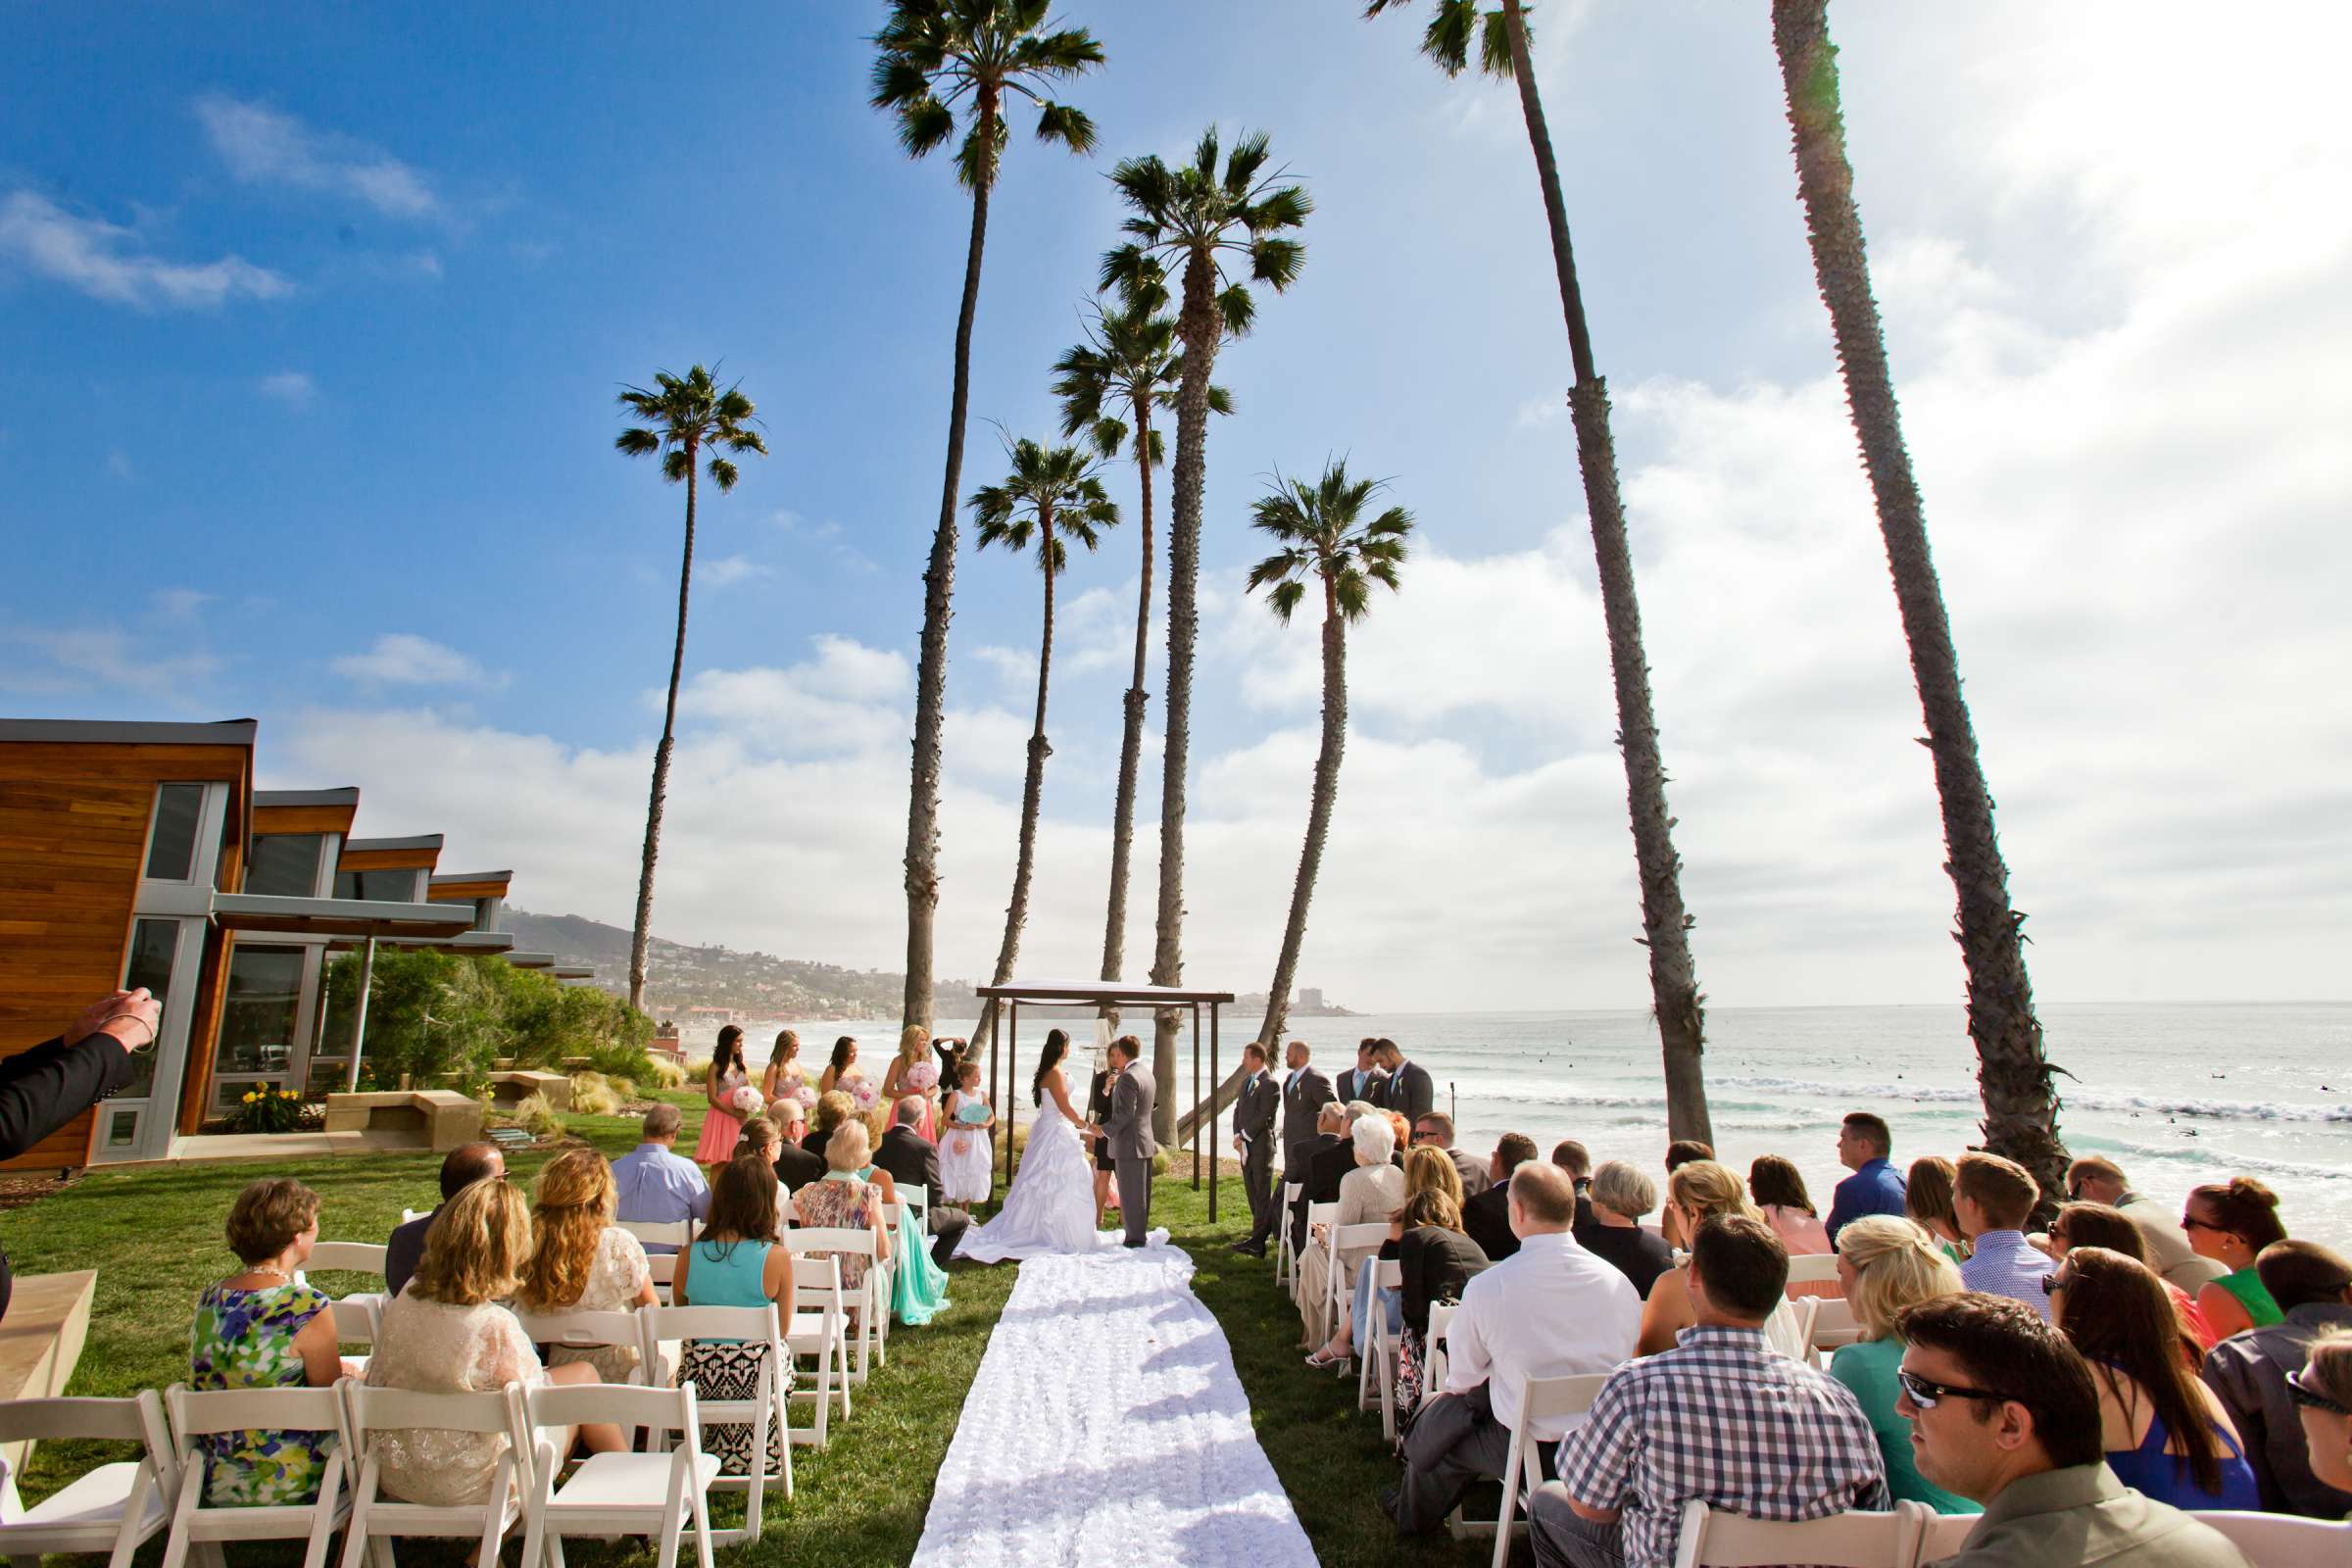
567;1072;623;1117
226;1086;311;1135
510;1092;563;1141
642;1055;689;1090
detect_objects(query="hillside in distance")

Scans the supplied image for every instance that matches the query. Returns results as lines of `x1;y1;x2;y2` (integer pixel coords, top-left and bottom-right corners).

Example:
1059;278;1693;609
503;908;979;1022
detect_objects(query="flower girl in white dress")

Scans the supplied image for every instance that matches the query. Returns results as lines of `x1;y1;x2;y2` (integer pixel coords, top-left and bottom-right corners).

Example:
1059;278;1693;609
939;1060;995;1205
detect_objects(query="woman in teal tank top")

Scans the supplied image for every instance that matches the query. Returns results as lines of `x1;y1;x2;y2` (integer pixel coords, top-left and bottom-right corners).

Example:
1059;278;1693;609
1829;1216;1982;1514
672;1158;793;1475
2183;1179;2287;1342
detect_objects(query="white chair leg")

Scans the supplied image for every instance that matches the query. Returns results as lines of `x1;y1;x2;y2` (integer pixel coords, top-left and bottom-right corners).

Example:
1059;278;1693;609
159;1483;199;1568
298;1460;344;1568
654;1466;684;1568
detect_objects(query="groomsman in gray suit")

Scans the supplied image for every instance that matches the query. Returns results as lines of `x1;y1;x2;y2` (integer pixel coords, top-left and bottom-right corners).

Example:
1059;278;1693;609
1102;1035;1158;1248
1229;1042;1281;1256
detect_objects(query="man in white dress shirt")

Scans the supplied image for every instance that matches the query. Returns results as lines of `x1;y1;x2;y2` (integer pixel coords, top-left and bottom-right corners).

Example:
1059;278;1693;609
1388;1161;1642;1537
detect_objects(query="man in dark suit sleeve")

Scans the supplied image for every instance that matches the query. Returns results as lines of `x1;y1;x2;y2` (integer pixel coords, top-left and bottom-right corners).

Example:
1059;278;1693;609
1371;1039;1434;1126
1461;1133;1538;1262
1290;1103;1352;1257
1229;1044;1281;1256
1277;1040;1334;1178
0;990;156;1321
770;1105;827;1195
874;1097;969;1268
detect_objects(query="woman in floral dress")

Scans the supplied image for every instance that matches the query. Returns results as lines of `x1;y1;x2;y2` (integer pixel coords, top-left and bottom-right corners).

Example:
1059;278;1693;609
187;1178;350;1506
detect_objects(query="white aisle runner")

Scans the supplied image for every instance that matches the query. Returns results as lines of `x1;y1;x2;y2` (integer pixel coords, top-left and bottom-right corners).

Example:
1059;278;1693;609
911;1246;1319;1567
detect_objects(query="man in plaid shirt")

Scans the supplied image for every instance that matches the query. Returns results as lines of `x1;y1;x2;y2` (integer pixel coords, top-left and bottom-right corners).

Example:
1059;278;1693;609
1531;1214;1888;1567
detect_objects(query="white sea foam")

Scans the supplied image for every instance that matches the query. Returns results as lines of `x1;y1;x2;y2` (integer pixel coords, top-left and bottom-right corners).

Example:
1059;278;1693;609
1712;1075;2352;1125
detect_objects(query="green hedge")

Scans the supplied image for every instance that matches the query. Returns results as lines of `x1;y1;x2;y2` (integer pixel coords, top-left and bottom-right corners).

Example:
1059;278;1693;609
319;951;655;1096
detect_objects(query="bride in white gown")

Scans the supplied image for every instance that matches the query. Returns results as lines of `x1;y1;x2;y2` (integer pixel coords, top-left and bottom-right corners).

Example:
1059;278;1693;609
957;1030;1147;1262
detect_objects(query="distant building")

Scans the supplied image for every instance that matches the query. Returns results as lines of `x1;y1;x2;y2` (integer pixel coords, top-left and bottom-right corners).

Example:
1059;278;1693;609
1298;987;1325;1011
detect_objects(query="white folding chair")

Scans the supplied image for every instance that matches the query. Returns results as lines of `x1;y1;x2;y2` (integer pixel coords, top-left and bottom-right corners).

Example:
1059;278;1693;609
1670;1497;1907;1567
1477;1371;1610;1562
336;1384;530;1568
1900;1499;1977;1565
1297;1201;1339;1309
2187;1508;2352;1563
1355;1258;1405;1441
0;1391;178;1568
783;1255;853;1441
647;1250;680;1306
518;1382;717;1568
161;1383;352;1568
1427;1302;1458;1396
516;1309;662;1388
398;1209;429;1225
780;1229;886;1387
1275;1181;1304;1294
1319;1222;1389;1348
302;1243;389;1280
1783;1252;1840;1294
329;1298;379;1379
1764;1296;1821;1364
1809;1298;1862;1364
619;1218;694;1255
897;1186;930;1229
639;1303;792;1541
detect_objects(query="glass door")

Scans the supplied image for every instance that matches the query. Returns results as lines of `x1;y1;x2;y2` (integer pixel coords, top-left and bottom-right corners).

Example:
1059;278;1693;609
211;944;316;1121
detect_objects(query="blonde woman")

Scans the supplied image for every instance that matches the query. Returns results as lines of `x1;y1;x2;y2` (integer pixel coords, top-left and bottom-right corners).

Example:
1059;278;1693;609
367;1178;623;1507
803;1090;856;1157
1309;1143;1457;1369
760;1029;803;1109
878;1023;938;1140
1299;1113;1403;1357
1829;1215;1975;1512
1637;1159;1762;1355
515;1147;656;1383
790;1118;895;1298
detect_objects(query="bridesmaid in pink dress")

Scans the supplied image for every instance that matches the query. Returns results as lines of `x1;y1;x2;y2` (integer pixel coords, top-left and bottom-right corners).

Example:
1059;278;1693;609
694;1027;751;1165
879;1025;938;1140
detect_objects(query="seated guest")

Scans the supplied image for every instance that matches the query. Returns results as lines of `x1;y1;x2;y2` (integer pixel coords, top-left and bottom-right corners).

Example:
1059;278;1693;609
1464;1133;1538;1261
1411;1111;1489;1199
874;1094;973;1269
2067;1155;2221;1293
611;1103;709;1252
514;1147;657;1384
817;1114;952;1327
1395;1185;1489;1425
734;1113;781;1166
1531;1215;1887;1568
2293;1333;2352;1501
1908;1154;1970;1261
1310;1144;1459;1370
1574;1160;1677;1300
1550;1140;1594;1228
803;1090;858;1159
1749;1153;1832;1257
1637;1160;1761;1354
672;1156;795;1476
2051;1247;2259;1510
1828;1215;1977;1512
1658;1139;1714;1249
2184;1178;2289;1342
1826;1110;1905;1245
1289;1102;1351;1257
1391;1164;1639;1538
791;1118;895;1305
770;1102;826;1194
1386;1110;1411;1168
1893;1294;2254;1566
1299;1112;1404;1352
2050;1201;2215;1355
2200;1240;2352;1516
368;1178;622;1507
385;1141;505;1296
1955;1152;2055;1315
189;1179;348;1506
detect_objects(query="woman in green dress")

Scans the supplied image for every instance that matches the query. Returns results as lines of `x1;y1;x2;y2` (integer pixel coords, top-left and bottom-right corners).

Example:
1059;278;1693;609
187;1178;351;1506
2184;1178;2288;1341
1829;1214;1980;1514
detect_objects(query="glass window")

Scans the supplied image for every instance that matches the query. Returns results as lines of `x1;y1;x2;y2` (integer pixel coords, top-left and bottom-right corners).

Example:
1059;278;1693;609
117;917;178;1098
334;867;422;903
144;783;205;880
248;834;324;898
107;1110;139;1149
305;1057;351;1098
217;1078;288;1112
217;945;306;1075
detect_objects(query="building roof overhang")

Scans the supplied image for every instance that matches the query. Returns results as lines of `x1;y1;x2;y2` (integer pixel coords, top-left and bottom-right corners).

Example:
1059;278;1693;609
213;891;476;940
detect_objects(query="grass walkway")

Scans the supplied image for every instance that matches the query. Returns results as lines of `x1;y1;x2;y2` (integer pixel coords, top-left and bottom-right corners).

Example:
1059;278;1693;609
0;1099;1482;1565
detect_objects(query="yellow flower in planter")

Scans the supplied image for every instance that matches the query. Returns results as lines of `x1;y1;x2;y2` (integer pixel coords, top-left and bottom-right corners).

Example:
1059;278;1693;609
242;1091;257;1103
280;1090;299;1100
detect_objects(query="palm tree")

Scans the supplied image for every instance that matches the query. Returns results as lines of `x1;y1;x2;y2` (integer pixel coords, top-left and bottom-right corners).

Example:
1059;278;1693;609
1245;463;1411;1060
1366;0;1713;1145
963;438;1118;1063
871;0;1104;1035
1771;0;2065;1197
1050;300;1231;1029
613;365;767;1013
1103;126;1308;1143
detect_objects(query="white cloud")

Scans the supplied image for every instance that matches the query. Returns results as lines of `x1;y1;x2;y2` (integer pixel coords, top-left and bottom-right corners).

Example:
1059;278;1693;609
260;370;317;408
154;587;214;619
0;620;223;698
0;191;289;310
195;94;441;220
330;633;501;688
697;554;770;589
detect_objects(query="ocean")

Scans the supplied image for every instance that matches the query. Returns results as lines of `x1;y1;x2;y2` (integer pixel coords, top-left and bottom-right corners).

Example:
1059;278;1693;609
737;1002;2352;1242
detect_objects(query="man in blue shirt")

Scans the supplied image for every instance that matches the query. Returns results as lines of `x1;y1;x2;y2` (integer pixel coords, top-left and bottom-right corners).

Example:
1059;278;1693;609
612;1102;710;1251
1825;1111;1907;1245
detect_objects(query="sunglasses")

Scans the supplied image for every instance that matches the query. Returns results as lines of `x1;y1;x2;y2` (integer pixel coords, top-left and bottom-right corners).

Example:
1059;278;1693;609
2287;1367;2348;1417
1896;1368;2019;1410
2041;1272;2073;1297
2180;1214;2229;1233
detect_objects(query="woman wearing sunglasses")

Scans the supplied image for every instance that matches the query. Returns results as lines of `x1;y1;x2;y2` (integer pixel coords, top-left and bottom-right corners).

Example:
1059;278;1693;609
2291;1333;2352;1500
2047;1201;2216;1360
2050;1247;2260;1510
2182;1177;2289;1342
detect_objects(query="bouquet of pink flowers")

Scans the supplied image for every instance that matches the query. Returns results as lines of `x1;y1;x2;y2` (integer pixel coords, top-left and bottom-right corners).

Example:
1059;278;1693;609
906;1060;939;1093
729;1084;763;1118
844;1072;880;1112
793;1084;818;1110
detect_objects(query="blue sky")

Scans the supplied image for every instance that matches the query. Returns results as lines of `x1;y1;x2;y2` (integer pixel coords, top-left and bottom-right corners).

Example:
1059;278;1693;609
5;4;2347;1011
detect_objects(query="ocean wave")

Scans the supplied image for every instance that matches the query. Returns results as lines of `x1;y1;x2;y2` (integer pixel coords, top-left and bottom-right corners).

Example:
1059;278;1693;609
2068;1134;2352;1184
1711;1075;2352;1125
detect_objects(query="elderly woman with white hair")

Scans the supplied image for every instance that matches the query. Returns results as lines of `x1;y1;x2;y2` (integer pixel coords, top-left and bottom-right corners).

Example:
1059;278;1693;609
1298;1111;1404;1348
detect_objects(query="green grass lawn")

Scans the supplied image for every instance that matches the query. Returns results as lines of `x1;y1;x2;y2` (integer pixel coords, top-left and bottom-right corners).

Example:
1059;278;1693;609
0;1096;1482;1565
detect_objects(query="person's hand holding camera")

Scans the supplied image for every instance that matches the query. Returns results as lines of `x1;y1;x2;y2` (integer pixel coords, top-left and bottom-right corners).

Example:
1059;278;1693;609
68;988;161;1053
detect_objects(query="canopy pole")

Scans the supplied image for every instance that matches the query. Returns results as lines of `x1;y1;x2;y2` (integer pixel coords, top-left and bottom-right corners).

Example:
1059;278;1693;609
1004;998;1019;1190
344;934;377;1093
1191;1004;1201;1190
1207;1003;1219;1222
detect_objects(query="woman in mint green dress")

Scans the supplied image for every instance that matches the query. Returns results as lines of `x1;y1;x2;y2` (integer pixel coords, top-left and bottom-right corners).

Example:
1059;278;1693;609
187;1178;351;1506
1829;1215;1981;1514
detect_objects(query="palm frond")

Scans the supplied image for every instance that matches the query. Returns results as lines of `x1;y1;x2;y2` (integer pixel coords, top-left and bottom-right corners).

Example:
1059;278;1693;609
615;427;661;457
1031;99;1096;153
1217;283;1256;338
662;449;691;483
707;456;740;491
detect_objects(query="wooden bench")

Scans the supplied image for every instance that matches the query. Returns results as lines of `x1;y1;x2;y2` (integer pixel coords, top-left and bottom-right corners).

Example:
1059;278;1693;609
0;1269;96;1476
322;1090;484;1152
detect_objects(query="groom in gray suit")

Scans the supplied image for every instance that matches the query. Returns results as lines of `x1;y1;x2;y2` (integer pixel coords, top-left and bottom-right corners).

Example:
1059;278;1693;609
1101;1034;1157;1248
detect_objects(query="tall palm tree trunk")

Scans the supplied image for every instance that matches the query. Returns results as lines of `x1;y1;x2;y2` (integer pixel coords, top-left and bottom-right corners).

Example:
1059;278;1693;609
968;514;1057;1069
629;444;697;1013
1772;0;2062;1195
1257;573;1348;1054
904;92;999;1039
1098;410;1156;1033
1150;252;1220;1145
1499;0;1711;1146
